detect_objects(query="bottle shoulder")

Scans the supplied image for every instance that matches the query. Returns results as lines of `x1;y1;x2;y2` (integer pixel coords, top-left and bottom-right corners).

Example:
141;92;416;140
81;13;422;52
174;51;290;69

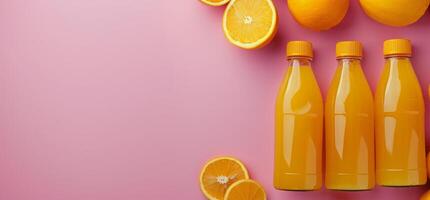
375;63;424;111
276;66;323;114
375;63;423;97
278;66;321;94
326;66;373;102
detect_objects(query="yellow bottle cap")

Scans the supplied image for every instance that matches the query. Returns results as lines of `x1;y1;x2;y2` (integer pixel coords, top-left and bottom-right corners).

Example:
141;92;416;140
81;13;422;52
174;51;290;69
336;41;362;58
286;41;313;59
383;39;412;57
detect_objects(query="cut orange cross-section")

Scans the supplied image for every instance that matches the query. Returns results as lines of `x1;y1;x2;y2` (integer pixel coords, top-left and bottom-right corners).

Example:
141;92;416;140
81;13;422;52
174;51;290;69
223;0;278;50
200;0;230;6
199;157;249;200
224;179;267;200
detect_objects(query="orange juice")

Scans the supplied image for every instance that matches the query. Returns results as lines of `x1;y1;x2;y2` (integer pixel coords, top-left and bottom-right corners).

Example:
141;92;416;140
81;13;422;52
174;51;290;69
325;41;375;190
375;39;427;186
274;41;323;190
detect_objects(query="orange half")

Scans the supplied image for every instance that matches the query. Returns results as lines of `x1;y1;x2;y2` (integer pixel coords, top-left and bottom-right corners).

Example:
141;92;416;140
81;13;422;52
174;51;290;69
200;0;230;6
224;179;267;200
223;0;278;49
199;157;249;200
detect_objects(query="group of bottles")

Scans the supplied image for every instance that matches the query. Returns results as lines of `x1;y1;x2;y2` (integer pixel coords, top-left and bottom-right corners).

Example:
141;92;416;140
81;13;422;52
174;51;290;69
274;39;427;191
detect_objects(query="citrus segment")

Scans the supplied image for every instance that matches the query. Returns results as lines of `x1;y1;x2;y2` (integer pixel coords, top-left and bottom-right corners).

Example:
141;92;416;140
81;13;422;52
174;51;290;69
200;0;231;6
200;157;249;200
224;179;266;200
360;0;430;27
223;0;278;49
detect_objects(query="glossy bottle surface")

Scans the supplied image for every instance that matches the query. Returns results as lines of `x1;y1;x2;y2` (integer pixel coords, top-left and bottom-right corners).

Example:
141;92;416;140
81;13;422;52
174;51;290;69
274;58;323;190
325;59;375;190
375;57;427;186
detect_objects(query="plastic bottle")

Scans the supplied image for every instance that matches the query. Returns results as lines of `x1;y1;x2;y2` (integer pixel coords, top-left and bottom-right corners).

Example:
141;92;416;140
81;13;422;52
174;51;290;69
325;41;375;190
274;41;323;191
375;39;427;186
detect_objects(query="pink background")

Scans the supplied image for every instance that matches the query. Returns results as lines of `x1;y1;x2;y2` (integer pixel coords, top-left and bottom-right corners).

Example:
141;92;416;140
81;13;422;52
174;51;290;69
0;0;430;199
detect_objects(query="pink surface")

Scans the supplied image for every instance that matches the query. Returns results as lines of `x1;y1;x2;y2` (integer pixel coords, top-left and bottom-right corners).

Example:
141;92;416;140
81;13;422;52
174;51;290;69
0;0;430;199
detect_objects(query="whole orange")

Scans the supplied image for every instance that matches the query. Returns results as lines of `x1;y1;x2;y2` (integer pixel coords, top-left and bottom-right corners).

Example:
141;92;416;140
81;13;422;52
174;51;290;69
288;0;349;31
360;0;430;27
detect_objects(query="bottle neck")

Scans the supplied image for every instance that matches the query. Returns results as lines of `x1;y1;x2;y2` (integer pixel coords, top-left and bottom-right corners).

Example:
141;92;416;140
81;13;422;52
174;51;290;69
337;57;361;68
288;57;312;67
385;56;411;62
385;56;412;70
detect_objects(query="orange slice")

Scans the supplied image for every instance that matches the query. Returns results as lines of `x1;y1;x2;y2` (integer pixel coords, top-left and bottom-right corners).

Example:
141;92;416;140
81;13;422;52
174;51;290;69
224;179;266;200
200;0;230;6
199;157;249;200
223;0;278;49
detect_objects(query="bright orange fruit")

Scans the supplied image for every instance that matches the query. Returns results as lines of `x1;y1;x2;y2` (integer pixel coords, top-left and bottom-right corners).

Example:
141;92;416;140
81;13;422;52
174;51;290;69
288;0;349;31
223;0;278;49
200;0;231;6
199;157;249;200
224;179;266;200
360;0;430;27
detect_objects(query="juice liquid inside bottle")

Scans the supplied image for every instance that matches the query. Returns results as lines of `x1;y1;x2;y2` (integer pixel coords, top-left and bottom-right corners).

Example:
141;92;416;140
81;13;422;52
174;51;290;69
325;41;375;190
375;39;427;186
274;41;323;191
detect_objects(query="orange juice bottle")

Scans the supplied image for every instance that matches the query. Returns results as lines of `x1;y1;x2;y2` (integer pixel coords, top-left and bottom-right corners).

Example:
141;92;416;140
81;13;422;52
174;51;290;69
325;41;375;190
375;39;427;186
274;41;323;191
